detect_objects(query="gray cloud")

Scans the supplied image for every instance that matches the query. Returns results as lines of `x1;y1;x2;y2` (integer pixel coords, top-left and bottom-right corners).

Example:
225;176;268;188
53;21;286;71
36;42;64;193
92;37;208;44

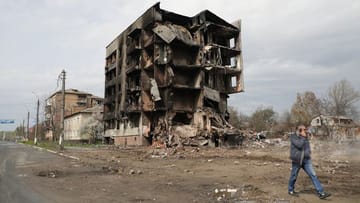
0;0;359;130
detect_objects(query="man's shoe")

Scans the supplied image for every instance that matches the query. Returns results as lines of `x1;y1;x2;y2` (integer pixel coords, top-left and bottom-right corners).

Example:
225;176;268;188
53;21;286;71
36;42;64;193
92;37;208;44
319;192;331;199
288;191;299;197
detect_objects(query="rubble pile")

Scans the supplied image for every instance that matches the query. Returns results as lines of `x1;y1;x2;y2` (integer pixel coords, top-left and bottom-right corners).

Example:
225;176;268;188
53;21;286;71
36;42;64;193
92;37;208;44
151;108;244;148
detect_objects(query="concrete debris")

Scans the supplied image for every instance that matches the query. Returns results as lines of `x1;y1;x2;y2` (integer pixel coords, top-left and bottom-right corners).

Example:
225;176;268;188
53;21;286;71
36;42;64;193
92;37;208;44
150;79;161;101
152;108;244;148
242;136;289;149
173;125;198;139
213;187;238;201
200;140;209;146
37;170;61;178
102;166;119;174
148;148;168;159
153;24;195;46
164;164;176;168
240;184;266;197
190;147;200;153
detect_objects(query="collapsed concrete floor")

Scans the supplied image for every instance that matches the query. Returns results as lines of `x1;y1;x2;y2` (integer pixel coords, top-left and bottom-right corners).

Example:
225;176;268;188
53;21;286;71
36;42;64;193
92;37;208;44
21;139;360;202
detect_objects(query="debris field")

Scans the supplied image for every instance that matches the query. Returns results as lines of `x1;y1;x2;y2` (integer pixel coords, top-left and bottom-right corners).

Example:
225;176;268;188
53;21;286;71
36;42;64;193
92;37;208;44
22;139;360;203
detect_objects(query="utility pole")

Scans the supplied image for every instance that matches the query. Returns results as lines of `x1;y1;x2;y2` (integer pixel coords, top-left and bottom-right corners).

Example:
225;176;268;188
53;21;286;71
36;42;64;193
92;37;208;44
59;70;66;150
22;119;25;140
27;111;30;141
34;99;39;145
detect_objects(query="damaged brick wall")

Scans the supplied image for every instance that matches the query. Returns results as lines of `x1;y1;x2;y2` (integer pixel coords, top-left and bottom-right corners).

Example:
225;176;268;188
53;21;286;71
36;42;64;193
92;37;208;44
104;3;244;147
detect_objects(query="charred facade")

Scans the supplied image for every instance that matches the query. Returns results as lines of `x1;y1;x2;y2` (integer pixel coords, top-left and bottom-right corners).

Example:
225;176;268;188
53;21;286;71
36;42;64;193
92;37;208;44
104;3;244;147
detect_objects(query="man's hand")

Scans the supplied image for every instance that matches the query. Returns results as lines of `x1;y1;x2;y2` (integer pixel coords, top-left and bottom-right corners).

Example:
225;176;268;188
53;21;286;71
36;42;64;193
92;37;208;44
299;132;307;138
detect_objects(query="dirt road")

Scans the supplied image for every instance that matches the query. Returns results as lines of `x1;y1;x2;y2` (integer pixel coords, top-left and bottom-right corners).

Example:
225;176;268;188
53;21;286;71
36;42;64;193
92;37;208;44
2;140;360;202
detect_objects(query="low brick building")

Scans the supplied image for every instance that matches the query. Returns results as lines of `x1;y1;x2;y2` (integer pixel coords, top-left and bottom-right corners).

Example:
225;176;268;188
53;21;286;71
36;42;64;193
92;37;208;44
45;89;103;141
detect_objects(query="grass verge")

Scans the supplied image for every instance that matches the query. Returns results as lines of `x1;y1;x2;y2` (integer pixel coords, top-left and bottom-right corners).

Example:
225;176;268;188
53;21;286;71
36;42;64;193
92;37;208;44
21;140;103;150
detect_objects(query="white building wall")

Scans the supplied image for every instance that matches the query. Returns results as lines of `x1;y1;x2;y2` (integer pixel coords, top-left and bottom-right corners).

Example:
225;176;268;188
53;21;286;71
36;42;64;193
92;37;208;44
64;113;92;140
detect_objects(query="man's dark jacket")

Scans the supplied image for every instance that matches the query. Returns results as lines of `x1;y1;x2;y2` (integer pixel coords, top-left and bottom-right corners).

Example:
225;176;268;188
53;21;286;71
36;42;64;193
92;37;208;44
290;133;311;165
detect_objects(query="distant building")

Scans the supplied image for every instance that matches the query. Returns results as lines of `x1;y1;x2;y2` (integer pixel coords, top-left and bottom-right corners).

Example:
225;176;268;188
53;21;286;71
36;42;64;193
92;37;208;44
311;115;355;127
64;105;103;142
45;89;103;140
310;115;358;139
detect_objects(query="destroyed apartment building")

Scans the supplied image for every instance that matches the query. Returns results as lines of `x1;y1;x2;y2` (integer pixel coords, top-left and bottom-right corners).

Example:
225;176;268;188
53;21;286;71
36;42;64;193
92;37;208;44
104;3;244;147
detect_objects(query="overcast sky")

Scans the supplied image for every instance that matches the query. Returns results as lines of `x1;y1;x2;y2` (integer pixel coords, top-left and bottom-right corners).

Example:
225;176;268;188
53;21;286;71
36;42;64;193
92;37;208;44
0;0;359;130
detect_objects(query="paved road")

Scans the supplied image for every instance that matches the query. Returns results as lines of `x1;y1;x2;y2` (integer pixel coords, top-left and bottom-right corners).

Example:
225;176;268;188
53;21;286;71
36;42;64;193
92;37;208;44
0;141;53;203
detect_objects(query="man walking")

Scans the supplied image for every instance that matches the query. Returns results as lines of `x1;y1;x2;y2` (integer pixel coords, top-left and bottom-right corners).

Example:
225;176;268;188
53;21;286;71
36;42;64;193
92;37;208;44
288;125;331;199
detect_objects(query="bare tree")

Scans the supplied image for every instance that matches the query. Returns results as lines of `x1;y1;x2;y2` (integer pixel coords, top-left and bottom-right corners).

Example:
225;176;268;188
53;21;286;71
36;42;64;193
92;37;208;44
279;110;293;131
291;91;321;125
228;106;241;128
45;104;60;142
323;79;360;119
80;117;103;143
79;110;104;144
228;106;249;129
249;106;277;132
